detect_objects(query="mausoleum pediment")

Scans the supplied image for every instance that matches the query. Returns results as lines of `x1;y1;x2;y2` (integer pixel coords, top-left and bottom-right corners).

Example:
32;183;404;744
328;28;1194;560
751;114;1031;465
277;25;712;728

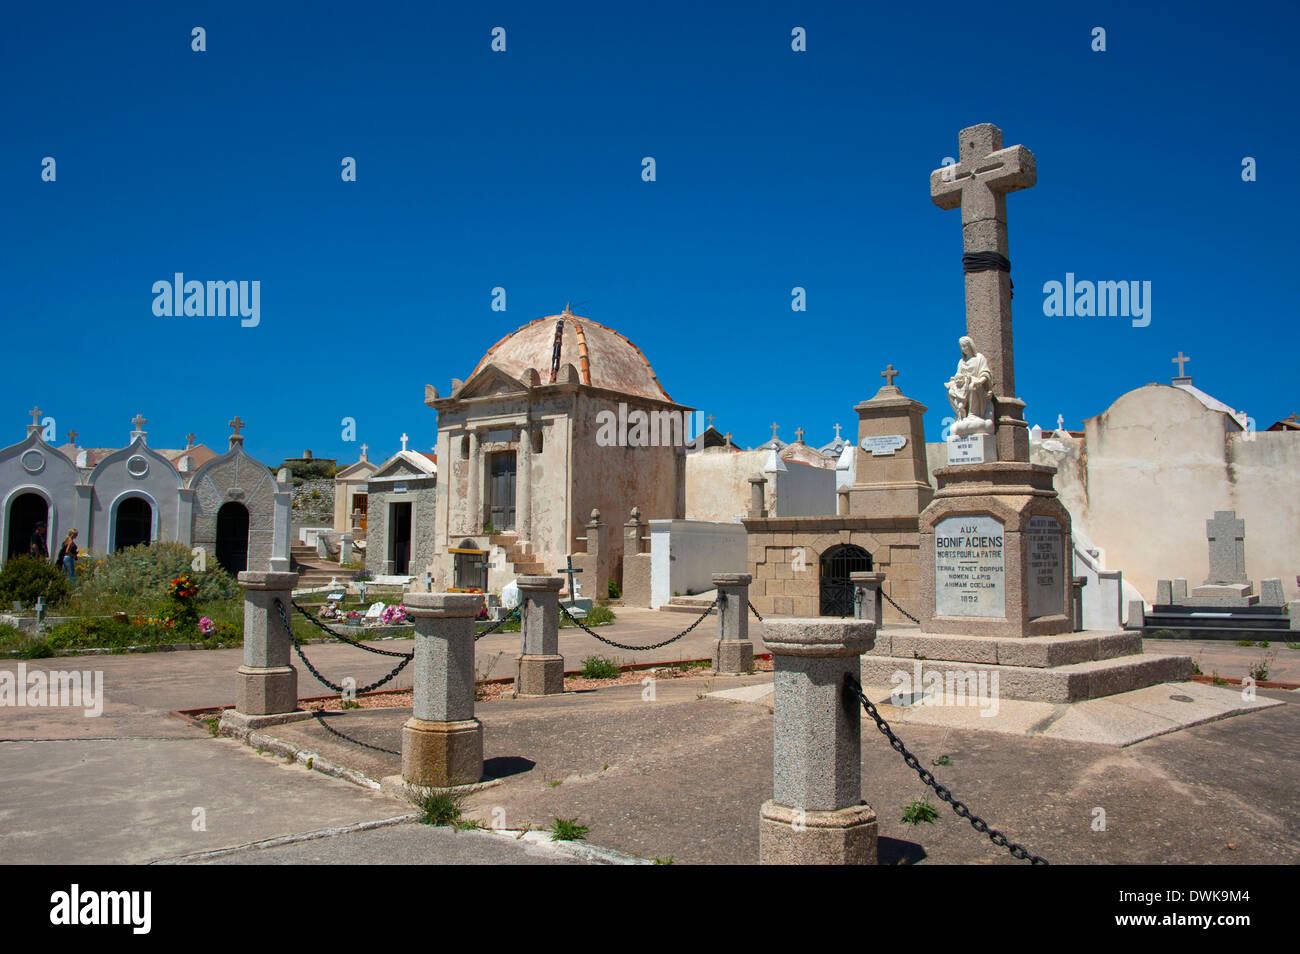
458;365;529;399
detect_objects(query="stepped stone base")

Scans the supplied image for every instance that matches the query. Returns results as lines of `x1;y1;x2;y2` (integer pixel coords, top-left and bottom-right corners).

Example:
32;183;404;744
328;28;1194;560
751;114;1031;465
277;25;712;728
861;629;1194;704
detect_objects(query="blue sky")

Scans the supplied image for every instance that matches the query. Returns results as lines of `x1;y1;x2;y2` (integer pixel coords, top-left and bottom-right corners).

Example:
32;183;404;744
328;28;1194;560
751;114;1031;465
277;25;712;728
2;0;1296;464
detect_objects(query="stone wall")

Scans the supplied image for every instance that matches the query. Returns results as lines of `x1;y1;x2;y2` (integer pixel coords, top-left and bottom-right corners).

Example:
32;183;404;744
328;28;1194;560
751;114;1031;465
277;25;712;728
686;449;770;522
745;516;921;622
290;478;335;530
648;519;748;607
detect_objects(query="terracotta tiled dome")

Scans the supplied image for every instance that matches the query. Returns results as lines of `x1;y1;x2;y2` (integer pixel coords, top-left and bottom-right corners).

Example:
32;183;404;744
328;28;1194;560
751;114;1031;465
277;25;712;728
468;307;674;403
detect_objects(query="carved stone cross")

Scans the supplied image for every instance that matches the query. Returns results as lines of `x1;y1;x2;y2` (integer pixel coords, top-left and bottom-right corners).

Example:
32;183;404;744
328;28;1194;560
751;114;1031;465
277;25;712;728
881;364;899;387
770;422;780;440
67;428;78;445
28;406;41;426
186;433;196;447
1205;511;1248;584
131;413;147;432
228;416;245;435
930;123;1037;403
794;427;805;443
1172;351;1191;378
833;423;842;439
400;432;409;452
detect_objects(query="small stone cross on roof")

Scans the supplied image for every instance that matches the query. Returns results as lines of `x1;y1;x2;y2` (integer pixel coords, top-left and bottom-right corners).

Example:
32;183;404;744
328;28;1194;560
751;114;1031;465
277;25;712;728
400;433;409;452
770;422;780;440
186;433;196;447
707;414;716;428
228;416;245;435
131;413;147;433
28;406;42;426
67;428;78;445
360;442;369;459
1172;351;1191;378
881;364;899;387
833;423;842;439
794;427;805;443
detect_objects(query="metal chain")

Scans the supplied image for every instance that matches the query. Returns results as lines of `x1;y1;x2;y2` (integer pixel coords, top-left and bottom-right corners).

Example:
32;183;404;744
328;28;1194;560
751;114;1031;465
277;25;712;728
845;673;1048;865
880;589;921;624
274;598;412;694
748;601;764;622
289;599;413;657
475;608;520;641
310;711;399;756
557;599;716;651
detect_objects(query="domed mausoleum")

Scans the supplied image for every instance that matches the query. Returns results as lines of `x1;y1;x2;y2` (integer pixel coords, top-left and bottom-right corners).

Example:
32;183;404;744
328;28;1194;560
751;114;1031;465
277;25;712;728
421;307;692;597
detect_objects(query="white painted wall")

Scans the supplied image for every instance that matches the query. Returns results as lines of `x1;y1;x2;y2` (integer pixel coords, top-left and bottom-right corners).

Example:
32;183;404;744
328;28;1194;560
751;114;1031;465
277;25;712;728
649;519;748;609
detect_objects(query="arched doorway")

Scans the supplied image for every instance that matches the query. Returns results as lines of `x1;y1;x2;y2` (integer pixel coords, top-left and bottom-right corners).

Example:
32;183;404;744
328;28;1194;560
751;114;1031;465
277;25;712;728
7;493;50;560
114;497;153;551
215;502;250;575
819;544;872;617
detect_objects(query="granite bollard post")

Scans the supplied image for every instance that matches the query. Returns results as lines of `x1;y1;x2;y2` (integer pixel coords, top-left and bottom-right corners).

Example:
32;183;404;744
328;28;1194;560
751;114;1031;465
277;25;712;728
232;570;302;720
760;617;878;865
849;571;885;625
400;592;484;788
516;576;565;696
711;572;754;674
1071;576;1087;631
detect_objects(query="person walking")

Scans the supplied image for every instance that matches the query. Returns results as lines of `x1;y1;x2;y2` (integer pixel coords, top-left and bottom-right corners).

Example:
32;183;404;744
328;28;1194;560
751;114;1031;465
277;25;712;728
57;529;79;580
29;521;48;560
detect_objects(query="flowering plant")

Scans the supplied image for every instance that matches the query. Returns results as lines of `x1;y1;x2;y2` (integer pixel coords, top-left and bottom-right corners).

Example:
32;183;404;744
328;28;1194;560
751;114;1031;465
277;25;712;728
168;574;200;600
198;617;216;635
380;604;407;625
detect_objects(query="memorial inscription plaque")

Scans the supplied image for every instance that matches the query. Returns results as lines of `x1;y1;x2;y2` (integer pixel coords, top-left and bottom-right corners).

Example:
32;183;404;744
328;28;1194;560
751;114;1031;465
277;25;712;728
934;514;1005;617
1026;514;1064;619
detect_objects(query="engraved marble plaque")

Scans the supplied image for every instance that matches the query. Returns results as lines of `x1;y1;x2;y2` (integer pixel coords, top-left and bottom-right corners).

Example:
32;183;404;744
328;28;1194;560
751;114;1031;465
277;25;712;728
934;515;1005;617
1026;514;1064;619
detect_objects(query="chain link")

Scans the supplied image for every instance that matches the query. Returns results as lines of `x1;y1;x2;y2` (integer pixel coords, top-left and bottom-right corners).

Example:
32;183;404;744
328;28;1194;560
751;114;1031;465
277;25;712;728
880;589;921;624
310;710;400;756
290;599;414;657
748;601;764;622
845;673;1048;864
275;598;413;695
474;608;520;641
557;599;716;651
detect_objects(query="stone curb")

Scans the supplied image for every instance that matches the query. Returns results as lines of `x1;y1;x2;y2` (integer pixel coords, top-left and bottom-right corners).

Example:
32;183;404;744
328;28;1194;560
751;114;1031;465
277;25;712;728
148;813;420;865
218;723;385;791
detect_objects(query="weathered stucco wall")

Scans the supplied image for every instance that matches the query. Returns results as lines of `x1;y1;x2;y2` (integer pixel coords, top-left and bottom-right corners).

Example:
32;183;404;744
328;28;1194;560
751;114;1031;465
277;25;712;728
686;449;769;522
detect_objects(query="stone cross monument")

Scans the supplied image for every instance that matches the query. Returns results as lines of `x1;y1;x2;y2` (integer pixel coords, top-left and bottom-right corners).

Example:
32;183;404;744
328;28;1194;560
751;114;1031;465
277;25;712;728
930;123;1036;463
917;123;1073;639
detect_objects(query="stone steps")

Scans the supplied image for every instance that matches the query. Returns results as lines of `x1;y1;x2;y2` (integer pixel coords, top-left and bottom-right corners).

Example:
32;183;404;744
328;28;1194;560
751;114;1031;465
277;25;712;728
658;594;719;614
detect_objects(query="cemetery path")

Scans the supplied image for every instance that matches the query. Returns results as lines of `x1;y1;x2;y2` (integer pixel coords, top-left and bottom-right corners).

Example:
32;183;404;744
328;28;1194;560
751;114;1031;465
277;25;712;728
2;617;1296;865
253;676;1300;866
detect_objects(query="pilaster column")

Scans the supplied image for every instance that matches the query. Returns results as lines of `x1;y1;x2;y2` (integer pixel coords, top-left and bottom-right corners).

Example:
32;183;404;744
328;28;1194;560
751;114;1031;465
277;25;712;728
230;571;301;720
712;572;753;674
759;617;877;865
516;575;564;696
401;592;484;788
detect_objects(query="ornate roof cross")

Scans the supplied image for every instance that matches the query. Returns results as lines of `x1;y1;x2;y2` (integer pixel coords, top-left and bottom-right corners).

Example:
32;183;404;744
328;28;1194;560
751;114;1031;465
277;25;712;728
1172;351;1191;378
833;423;842;439
186;433;196;447
67;428;78;445
400;432;409;452
360;442;369;460
228;416;245;435
881;364;899;387
707;414;716;428
28;406;41;426
930;123;1037;403
794;427;805;443
770;422;780;440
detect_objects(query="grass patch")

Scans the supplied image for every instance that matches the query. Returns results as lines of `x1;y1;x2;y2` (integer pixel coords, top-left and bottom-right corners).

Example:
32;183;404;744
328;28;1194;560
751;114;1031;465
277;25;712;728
931;755;952;767
549;817;589;841
1236;639;1257;647
579;655;621;679
416;788;469;827
901;795;940;826
204;717;220;737
1287;643;1300;651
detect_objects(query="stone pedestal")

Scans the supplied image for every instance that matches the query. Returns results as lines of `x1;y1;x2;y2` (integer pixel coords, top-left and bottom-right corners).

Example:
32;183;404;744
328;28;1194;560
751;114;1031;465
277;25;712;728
850;571;885;625
232;571;301;717
849;383;933;518
516;575;565;696
759;617;878;865
918;462;1073;638
401;592;484;788
712;572;754;674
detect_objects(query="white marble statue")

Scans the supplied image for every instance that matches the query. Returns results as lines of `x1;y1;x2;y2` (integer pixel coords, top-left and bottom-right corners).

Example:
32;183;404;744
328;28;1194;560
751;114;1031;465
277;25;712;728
945;336;994;437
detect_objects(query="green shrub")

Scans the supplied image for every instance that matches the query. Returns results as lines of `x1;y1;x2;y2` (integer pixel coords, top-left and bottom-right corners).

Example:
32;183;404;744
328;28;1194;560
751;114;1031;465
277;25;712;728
579;655;621;679
607;579;621;599
585;604;616;626
64;542;238;617
0;556;71;609
901;795;940;826
416;788;468;826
